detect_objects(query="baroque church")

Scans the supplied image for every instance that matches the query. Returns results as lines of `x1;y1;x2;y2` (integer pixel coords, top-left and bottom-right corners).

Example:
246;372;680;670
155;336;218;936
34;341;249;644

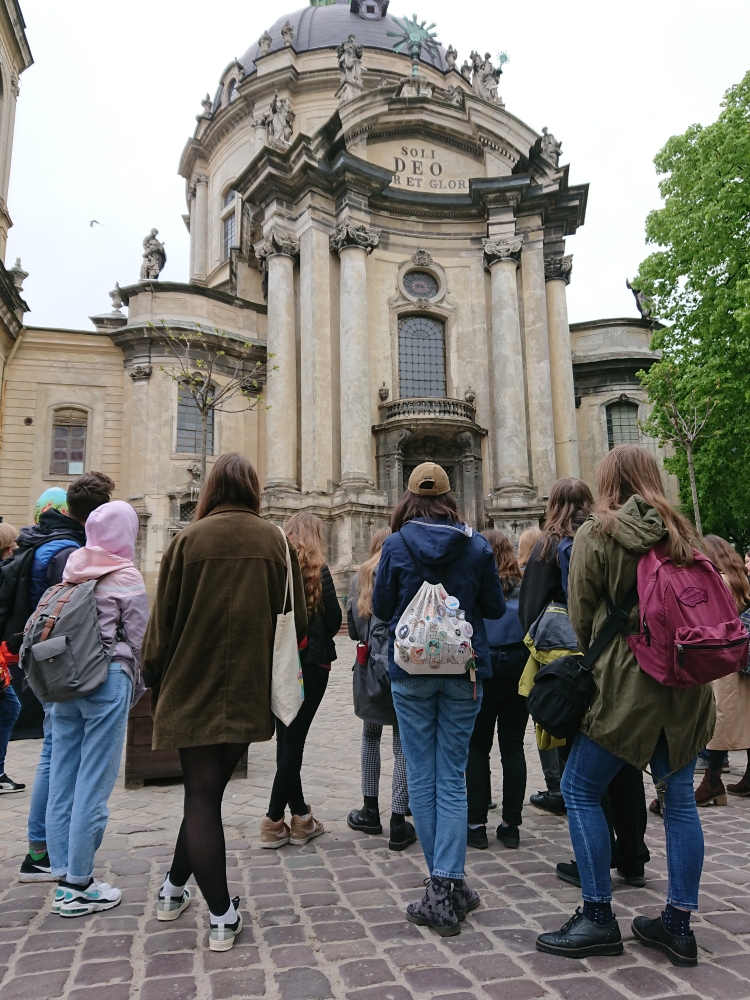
0;0;669;595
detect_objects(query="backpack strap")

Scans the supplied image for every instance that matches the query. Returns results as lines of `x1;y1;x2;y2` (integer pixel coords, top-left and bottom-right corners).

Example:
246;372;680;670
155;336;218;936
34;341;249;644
38;586;76;642
579;584;639;670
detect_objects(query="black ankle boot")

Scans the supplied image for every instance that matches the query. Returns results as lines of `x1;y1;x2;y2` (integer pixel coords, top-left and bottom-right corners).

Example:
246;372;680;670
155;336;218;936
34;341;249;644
347;797;382;835
389;814;417;851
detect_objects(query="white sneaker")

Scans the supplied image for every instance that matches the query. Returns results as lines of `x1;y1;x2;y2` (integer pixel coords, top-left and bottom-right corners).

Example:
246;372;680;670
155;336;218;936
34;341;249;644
157;886;192;921
58;878;121;918
209;897;243;952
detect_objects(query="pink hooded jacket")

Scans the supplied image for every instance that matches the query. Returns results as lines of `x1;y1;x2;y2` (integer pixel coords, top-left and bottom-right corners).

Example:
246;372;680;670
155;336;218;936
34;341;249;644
63;501;148;702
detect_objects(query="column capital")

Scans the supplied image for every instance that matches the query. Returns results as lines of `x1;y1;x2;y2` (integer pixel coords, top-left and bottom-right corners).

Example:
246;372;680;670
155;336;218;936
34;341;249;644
330;221;379;255
483;235;523;269
254;229;300;264
544;254;573;284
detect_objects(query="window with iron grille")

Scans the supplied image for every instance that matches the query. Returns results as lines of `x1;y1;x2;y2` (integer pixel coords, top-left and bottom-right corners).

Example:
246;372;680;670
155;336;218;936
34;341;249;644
398;316;446;398
51;407;87;475
606;401;639;450
223;212;236;260
176;391;214;454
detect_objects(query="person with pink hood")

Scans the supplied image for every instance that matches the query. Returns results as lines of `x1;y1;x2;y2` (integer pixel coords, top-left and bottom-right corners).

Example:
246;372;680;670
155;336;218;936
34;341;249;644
46;501;148;918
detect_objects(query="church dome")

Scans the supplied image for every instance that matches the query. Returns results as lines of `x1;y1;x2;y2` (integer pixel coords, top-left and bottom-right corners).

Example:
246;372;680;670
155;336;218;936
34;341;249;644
238;0;451;78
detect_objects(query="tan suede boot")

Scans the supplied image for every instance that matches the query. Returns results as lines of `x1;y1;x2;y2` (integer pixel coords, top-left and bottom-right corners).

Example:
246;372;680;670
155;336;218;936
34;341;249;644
260;816;290;849
290;812;324;846
695;771;727;807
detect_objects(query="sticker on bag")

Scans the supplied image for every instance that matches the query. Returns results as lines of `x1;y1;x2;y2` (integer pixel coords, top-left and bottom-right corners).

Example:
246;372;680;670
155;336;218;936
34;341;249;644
395;581;473;675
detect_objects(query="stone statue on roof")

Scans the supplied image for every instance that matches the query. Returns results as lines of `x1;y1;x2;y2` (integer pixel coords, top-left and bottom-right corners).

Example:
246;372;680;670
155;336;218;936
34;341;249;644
540;126;563;168
470;51;501;102
264;92;295;147
626;279;654;320
445;44;457;70
140;230;166;280
337;34;365;87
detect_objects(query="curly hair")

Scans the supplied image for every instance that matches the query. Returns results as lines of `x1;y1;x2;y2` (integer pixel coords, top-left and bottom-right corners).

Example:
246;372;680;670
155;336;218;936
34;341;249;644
285;511;326;614
483;530;522;598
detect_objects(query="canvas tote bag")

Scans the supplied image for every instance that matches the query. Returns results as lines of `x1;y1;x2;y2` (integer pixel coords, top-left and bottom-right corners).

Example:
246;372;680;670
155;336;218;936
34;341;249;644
270;526;305;726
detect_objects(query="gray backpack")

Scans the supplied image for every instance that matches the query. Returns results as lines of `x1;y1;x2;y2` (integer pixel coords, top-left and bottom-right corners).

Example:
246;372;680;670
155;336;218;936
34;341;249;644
20;581;123;702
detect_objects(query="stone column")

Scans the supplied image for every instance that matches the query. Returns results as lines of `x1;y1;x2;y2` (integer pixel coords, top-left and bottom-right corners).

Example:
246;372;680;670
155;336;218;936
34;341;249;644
483;236;531;493
331;221;379;486
299;224;333;494
191;174;208;284
545;254;580;478
255;230;300;490
520;236;557;496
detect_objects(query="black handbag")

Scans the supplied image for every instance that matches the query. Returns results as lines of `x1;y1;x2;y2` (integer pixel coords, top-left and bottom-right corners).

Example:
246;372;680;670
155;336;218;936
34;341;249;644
526;586;638;740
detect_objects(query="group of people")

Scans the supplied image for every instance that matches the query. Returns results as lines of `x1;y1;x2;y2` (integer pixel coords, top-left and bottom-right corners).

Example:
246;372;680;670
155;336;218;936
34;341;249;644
0;443;746;967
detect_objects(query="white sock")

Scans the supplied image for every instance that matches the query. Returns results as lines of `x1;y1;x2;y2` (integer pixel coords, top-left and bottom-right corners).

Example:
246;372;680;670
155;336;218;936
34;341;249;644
162;876;186;898
210;901;236;925
297;813;310;821
468;823;484;830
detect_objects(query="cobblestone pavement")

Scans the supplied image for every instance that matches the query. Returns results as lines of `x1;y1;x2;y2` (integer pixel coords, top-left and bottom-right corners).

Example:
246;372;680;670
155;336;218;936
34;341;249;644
1;637;750;999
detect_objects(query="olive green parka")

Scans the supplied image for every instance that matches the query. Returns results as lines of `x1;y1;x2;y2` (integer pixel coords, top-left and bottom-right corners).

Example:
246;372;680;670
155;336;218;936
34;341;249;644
568;495;715;772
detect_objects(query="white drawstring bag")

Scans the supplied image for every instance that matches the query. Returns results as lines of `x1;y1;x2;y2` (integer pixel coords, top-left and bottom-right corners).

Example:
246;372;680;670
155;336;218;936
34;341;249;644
271;526;305;725
394;580;475;675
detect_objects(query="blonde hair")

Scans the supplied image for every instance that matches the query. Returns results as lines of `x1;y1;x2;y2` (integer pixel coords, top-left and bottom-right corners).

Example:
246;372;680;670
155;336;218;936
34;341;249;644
595;444;698;567
703;534;750;612
518;527;542;569
356;527;391;619
0;523;16;555
285;512;326;614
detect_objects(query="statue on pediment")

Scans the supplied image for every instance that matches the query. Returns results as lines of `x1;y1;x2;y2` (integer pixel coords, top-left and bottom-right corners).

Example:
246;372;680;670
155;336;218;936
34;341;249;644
264;92;294;147
445;44;457;70
337;34;365;87
470;51;501;102
540;126;562;167
140;229;166;280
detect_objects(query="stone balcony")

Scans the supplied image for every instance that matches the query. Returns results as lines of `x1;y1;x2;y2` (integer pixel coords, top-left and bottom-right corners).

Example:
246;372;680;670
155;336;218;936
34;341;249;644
377;396;476;423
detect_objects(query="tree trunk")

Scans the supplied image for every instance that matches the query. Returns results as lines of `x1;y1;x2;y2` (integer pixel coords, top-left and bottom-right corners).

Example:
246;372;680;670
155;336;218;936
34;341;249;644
685;440;702;535
200;405;209;487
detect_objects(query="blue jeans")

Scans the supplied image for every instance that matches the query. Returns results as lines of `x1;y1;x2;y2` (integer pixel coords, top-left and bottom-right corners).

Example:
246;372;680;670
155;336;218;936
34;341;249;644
47;665;131;880
392;676;482;880
561;731;702;909
0;684;21;773
28;703;52;849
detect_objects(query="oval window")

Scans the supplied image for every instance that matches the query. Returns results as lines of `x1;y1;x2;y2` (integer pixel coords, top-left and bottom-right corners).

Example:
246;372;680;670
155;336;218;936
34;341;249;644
403;270;438;299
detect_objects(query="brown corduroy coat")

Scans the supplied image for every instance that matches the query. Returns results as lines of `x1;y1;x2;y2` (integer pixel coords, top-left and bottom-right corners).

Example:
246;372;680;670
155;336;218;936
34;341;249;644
142;504;307;750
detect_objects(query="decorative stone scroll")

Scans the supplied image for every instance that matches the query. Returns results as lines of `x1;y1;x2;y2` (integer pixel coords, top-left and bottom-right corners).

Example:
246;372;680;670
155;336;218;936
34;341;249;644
128;364;153;382
329;221;379;254
254;229;301;265
544;254;573;284
411;248;433;267
482;235;523;269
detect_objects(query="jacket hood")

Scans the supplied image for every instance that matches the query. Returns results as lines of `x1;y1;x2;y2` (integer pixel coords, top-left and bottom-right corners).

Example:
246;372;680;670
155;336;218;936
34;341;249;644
17;510;85;551
63;546;134;583
400;518;473;567
610;495;667;554
84;501;139;561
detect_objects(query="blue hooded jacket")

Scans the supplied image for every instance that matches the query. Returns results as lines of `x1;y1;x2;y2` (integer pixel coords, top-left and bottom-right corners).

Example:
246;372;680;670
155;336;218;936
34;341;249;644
372;517;506;680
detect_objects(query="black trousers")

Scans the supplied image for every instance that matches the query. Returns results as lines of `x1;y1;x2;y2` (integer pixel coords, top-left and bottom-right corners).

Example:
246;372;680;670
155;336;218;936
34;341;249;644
466;677;529;828
267;664;329;821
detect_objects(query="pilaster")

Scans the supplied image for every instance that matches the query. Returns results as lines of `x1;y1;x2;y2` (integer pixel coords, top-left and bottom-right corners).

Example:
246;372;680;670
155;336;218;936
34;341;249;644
545;254;580;478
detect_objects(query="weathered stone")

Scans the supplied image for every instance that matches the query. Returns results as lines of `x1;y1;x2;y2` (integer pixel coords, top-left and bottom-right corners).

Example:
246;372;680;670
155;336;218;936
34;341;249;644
275;967;333;1000
209;969;266;999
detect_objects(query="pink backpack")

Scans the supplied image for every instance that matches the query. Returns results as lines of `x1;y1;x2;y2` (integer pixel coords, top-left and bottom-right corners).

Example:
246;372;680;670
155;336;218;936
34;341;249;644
627;541;748;689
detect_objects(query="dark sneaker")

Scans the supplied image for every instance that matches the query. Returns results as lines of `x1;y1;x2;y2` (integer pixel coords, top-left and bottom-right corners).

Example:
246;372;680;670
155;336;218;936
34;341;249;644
406;876;460;937
487;801;498;811
537;908;623;958
389;816;416;852
347;803;382;835
467;825;488;850
58;878;121;918
529;790;566;815
556;860;582;887
0;773;25;794
157;886;192;921
452;880;480;921
497;824;520;849
209;897;242;952
19;853;56;882
632;915;697;967
617;868;646;888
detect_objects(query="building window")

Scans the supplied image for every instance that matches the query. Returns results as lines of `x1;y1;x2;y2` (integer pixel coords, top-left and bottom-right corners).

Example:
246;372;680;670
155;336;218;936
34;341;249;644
176;392;214;454
228;79;238;103
398;316;446;398
403;270;438;299
606;400;639;450
223;189;235;207
223;213;236;259
51;407;87;475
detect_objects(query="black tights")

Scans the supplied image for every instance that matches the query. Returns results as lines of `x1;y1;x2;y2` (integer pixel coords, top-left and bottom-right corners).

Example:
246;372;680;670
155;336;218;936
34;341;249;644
169;743;248;915
708;747;750;784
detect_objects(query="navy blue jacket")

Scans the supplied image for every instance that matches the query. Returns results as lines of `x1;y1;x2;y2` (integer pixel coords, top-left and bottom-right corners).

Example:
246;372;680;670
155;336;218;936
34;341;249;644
372;517;506;680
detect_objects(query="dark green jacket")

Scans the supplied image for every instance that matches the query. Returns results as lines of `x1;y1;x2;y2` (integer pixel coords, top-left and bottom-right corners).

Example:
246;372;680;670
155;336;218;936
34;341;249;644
569;495;715;771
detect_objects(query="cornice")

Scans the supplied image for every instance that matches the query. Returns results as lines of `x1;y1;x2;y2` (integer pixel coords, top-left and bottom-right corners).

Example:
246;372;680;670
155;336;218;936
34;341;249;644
117;280;266;314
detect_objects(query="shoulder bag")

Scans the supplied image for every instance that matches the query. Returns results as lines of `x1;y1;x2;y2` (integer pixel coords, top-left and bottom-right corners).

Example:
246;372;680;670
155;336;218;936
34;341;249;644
270;527;305;726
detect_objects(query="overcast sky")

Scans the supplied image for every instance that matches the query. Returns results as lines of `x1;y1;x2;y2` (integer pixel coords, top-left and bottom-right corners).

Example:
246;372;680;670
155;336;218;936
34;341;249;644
8;0;750;330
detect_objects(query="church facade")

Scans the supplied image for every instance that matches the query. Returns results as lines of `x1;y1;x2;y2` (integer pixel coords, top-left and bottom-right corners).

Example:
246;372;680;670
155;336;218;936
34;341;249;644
0;0;671;594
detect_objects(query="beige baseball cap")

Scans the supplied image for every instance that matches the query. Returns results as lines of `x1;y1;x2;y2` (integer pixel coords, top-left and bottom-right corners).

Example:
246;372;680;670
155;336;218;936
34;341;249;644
407;462;451;496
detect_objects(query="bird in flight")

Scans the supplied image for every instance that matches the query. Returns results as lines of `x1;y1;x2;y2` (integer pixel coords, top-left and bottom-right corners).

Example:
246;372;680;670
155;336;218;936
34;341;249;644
89;220;102;227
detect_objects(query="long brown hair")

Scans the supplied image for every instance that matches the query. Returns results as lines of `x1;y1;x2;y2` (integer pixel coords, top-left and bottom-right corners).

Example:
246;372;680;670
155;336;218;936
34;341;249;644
539;478;594;559
391;491;459;532
703;534;750;612
194;452;260;520
483;530;522;598
595;444;698;567
285;512;326;614
356;527;391;619
518;527;542;568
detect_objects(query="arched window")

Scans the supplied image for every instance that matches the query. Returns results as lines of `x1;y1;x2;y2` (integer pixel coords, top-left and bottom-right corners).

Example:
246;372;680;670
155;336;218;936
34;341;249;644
51;407;87;475
221;190;237;260
398;315;446;398
176;391;214;455
228;79;238;103
606;400;639;450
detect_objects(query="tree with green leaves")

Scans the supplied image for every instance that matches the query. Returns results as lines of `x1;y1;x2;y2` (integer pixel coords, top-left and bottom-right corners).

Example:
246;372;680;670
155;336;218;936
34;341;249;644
152;323;274;486
632;70;750;548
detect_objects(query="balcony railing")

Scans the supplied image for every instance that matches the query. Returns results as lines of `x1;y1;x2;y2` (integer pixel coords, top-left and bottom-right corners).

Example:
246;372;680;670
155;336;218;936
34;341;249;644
379;397;476;422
